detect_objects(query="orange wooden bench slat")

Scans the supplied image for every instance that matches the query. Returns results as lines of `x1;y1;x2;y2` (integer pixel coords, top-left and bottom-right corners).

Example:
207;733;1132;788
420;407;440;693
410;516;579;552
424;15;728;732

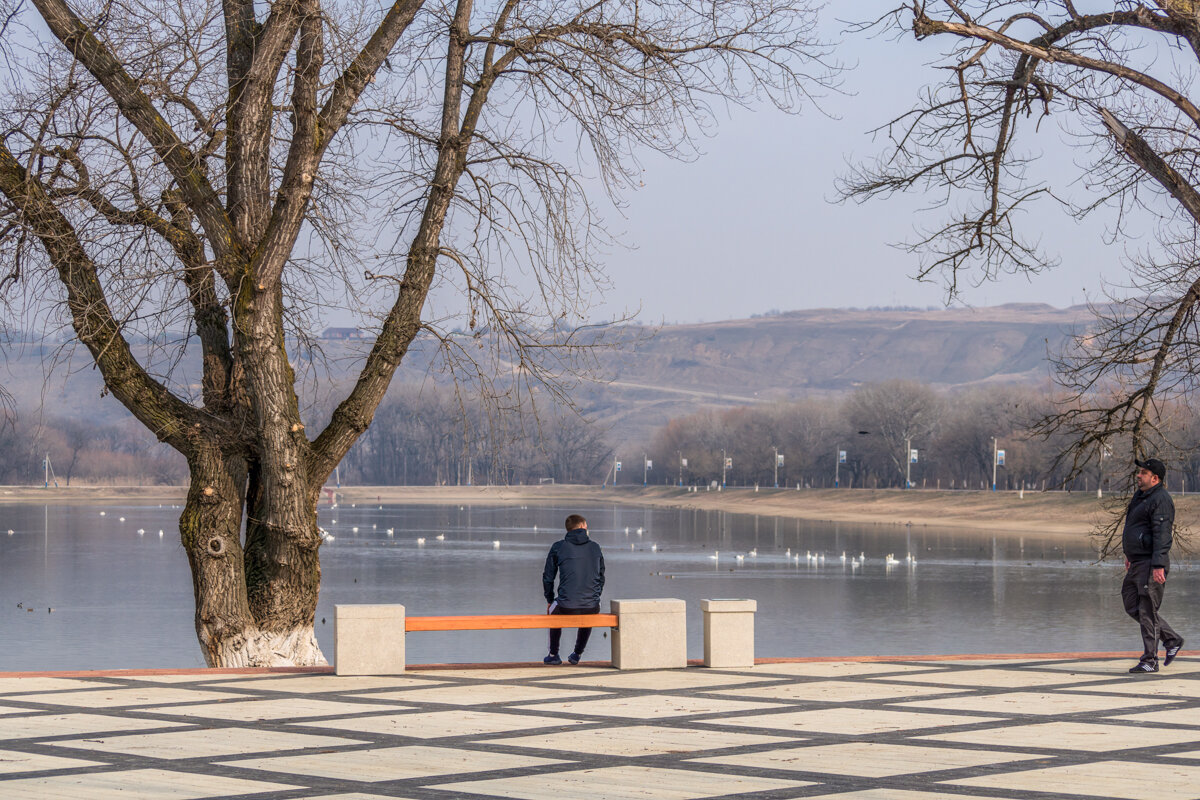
405;614;618;632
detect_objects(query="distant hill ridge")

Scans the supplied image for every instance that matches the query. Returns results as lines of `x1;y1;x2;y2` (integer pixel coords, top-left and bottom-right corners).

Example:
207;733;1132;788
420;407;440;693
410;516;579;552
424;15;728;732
2;304;1088;442
585;303;1088;444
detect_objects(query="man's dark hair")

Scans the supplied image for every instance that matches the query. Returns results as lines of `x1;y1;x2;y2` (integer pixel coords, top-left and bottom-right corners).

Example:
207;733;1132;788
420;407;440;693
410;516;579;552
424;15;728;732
565;514;587;531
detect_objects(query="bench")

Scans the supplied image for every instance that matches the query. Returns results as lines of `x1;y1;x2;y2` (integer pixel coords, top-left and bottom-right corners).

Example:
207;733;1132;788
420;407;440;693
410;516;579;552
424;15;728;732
334;599;688;674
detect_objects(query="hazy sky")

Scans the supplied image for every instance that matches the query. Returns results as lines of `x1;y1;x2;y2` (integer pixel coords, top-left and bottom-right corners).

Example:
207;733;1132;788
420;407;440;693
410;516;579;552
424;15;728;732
586;4;1147;325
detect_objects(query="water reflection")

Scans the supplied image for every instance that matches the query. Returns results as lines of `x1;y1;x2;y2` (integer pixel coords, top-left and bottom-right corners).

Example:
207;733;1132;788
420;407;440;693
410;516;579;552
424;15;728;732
0;502;1194;670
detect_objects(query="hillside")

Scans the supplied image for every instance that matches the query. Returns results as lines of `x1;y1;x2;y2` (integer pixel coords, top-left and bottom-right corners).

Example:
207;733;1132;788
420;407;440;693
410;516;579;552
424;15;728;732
582;304;1086;445
1;303;1088;443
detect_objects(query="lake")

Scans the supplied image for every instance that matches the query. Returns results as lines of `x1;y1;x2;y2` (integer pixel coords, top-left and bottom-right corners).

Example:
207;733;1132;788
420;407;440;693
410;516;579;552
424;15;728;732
1;501;1194;670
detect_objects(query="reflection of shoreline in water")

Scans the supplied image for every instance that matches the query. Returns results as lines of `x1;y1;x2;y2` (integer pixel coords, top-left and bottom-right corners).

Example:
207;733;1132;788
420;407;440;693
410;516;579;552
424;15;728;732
0;502;1194;670
1;484;1184;537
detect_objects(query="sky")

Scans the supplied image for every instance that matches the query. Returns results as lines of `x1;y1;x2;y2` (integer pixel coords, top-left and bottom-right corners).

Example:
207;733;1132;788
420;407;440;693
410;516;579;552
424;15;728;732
582;5;1147;325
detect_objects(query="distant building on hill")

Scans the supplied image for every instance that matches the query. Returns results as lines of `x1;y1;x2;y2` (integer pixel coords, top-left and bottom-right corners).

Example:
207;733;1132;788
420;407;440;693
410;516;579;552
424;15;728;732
321;327;367;340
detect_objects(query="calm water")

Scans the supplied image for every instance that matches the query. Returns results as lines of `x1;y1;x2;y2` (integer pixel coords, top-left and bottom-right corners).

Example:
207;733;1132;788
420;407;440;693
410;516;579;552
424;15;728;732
1;502;1196;670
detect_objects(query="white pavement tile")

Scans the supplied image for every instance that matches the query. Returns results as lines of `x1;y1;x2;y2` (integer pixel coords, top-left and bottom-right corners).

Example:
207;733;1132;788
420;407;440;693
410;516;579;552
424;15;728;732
1060;678;1200;697
537;670;776;691
691;742;1042;777
48;727;365;759
367;683;609;705
0;713;190;740
433;764;810;799
224;744;564;781
298;709;582;738
870;668;1116;688
139;697;409;721
0;678;121;694
0;767;295;798
0;750;105;774
945;759;1200;799
8;688;250;708
1107;707;1200;726
749;662;940;677
513;694;778;719
416;667;593;680
898;691;1175;716
920;720;1200;751
487;724;797;756
716;708;1000;736
715;680;968;703
208;675;446;693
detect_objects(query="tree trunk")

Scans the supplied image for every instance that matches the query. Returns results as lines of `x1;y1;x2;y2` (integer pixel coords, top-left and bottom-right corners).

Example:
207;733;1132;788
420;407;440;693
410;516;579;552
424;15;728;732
179;445;260;667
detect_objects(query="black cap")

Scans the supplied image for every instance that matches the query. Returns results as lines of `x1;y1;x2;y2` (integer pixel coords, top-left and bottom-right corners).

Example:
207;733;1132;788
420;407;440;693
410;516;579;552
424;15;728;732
1135;458;1166;481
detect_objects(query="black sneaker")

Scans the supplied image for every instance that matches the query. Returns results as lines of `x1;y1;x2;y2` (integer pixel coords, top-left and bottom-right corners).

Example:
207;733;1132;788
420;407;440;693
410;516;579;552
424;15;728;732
1129;661;1158;673
543;653;562;665
1164;641;1184;667
567;652;581;665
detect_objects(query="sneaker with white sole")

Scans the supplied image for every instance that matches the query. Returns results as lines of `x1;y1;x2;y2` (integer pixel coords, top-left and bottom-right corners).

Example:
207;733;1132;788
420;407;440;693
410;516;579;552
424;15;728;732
1129;661;1158;673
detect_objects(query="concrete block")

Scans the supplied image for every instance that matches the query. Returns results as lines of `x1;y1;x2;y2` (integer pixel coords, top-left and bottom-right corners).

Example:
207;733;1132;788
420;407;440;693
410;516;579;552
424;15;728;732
611;598;687;670
701;598;756;668
335;604;406;675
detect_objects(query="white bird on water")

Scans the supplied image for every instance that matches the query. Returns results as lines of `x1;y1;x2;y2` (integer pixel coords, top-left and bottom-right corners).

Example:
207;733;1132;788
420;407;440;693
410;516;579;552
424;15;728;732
416;537;425;545
119;517;125;522
886;553;900;566
637;527;644;535
735;554;744;563
99;511;106;516
749;548;757;557
435;534;445;541
6;529;12;536
352;527;359;533
137;529;145;535
650;544;658;552
158;530;164;536
158;530;164;538
386;528;394;536
493;540;500;549
840;551;847;563
709;551;720;562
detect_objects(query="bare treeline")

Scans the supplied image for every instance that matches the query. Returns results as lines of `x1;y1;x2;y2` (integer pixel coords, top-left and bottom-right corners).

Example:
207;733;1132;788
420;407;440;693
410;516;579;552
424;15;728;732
0;415;186;485
644;380;1200;493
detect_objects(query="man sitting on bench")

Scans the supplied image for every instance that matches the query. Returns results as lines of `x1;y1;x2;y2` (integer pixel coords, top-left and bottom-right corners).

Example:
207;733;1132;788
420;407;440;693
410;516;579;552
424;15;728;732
542;514;606;665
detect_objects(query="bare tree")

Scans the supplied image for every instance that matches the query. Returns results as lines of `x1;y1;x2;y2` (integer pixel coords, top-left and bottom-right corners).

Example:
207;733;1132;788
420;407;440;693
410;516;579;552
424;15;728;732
0;0;833;665
844;2;1200;540
844;380;942;486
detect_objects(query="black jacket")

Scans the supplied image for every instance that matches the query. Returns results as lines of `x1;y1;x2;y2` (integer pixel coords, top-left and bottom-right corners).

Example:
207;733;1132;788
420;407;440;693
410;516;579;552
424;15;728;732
1122;482;1174;568
543;528;605;608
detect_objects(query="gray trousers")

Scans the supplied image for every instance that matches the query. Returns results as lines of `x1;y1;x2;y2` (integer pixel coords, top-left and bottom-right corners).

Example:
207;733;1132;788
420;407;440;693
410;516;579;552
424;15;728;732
1121;559;1183;664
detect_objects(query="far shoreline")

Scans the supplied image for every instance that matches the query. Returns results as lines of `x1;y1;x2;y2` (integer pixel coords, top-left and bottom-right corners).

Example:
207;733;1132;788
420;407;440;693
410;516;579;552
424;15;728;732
1;483;1177;541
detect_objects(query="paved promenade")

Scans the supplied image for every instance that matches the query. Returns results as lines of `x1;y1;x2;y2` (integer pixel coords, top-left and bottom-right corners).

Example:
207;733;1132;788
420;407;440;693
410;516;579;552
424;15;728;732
1;655;1199;799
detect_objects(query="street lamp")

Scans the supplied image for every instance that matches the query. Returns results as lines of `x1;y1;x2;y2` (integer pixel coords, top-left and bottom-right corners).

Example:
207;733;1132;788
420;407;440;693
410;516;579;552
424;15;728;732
722;448;730;488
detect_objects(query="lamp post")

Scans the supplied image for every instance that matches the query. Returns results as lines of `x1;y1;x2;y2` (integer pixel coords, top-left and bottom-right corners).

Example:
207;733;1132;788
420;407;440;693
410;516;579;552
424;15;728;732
722;448;729;488
992;437;998;492
905;437;914;490
678;451;684;487
643;453;649;487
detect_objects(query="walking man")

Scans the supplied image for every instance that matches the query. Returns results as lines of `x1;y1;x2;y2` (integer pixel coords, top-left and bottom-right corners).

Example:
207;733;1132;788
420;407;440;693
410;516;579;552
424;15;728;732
1122;458;1184;673
542;514;605;665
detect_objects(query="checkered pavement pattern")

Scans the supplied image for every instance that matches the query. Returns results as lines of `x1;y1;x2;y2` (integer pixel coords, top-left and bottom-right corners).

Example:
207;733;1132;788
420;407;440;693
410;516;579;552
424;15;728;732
1;656;1199;799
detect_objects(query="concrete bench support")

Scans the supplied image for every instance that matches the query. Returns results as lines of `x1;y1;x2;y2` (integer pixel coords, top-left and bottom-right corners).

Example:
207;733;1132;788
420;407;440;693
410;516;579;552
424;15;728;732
702;599;756;668
335;604;406;675
611;598;686;670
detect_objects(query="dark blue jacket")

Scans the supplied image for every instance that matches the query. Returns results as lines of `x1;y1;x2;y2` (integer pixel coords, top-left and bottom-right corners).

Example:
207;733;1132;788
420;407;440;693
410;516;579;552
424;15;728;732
1122;482;1174;568
543;528;605;608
